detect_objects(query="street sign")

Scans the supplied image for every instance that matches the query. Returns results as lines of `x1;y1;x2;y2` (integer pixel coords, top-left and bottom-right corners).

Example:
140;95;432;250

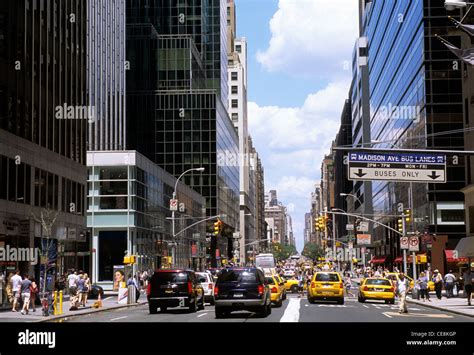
357;234;371;245
400;236;409;249
348;152;446;183
170;199;178;211
346;224;354;231
348;242;353;249
409;236;419;252
357;221;369;232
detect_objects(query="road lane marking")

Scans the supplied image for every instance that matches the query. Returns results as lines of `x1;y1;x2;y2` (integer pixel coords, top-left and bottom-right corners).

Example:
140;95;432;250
197;313;208;318
382;312;393;318
110;316;128;321
103;297;113;301
362;305;369;308
280;298;300;322
382;312;453;319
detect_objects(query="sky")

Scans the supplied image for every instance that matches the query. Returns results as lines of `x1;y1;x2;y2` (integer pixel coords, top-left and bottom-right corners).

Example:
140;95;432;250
235;0;359;252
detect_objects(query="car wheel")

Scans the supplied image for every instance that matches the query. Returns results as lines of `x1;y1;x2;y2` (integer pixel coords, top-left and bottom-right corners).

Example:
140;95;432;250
215;307;225;319
389;299;395;305
189;298;197;313
307;296;314;304
210;298;215;306
149;301;158;314
290;285;298;293
267;302;272;315
160;306;167;312
282;291;287;300
358;296;365;303
275;297;283;308
257;305;267;318
337;298;344;305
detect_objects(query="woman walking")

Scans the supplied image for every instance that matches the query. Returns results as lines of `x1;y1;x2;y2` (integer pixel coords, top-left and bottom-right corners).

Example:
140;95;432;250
29;277;39;312
77;274;85;307
417;272;431;302
81;274;90;307
432;269;443;300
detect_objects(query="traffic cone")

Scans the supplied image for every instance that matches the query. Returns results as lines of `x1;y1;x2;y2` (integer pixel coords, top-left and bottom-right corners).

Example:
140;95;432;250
97;292;103;308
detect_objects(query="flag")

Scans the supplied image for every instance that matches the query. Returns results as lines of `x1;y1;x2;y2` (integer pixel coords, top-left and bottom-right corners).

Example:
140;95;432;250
449;16;474;37
436;34;474;65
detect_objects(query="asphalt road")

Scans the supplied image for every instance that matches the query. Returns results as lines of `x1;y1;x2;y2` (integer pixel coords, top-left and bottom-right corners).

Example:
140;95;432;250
61;293;471;323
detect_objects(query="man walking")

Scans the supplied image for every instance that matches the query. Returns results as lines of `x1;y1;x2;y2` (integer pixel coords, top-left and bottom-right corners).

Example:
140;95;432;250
462;268;472;306
11;270;22;312
396;272;410;314
444;270;456;298
432;270;443;300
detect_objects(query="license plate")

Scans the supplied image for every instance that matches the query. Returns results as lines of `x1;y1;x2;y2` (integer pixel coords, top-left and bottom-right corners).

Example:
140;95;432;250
322;292;333;296
374;288;384;292
323;285;331;288
233;293;244;298
165;289;173;293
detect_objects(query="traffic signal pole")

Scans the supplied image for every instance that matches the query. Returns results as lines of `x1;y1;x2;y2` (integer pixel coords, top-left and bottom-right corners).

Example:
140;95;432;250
402;214;407;275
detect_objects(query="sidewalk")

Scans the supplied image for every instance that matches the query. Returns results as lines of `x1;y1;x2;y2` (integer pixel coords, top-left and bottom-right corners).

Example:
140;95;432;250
407;294;474;318
0;291;147;322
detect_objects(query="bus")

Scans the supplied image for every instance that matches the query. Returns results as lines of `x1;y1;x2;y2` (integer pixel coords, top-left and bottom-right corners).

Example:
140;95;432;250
255;253;276;269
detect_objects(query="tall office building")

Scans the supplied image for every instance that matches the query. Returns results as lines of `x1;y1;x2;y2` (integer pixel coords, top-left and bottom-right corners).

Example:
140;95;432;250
0;0;88;282
356;0;467;273
87;0;126;151
125;0;239;266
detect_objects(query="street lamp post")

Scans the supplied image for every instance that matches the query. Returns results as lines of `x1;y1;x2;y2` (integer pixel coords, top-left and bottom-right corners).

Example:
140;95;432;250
340;193;362;268
171;167;205;268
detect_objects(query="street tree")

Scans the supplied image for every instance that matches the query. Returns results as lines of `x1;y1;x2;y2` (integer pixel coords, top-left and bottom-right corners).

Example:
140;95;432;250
302;242;325;261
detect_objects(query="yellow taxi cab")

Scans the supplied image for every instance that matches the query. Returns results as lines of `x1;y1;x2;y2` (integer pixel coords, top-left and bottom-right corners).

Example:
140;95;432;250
307;272;344;304
265;275;284;307
358;277;395;304
283;276;300;293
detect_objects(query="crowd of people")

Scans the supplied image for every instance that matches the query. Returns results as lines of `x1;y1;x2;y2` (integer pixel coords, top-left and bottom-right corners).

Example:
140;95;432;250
5;270;39;315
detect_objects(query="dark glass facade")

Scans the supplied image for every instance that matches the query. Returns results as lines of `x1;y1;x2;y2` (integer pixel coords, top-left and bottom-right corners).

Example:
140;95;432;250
361;0;466;260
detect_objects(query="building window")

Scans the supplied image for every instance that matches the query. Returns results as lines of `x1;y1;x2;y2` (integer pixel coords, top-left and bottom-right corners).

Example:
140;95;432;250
236;45;242;53
231;99;238;108
231;113;238;121
231;72;238;81
231;86;238;94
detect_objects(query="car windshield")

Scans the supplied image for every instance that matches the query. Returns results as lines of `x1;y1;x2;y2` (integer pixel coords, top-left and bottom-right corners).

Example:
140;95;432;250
153;272;188;284
315;273;340;282
366;279;391;286
218;270;258;283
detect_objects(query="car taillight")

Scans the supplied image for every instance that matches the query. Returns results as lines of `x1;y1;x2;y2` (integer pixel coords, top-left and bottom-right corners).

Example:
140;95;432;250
311;282;315;288
208;284;213;290
363;286;369;291
271;287;278;293
146;283;151;296
339;282;344;289
388;287;394;292
214;286;219;296
188;281;193;294
258;284;264;295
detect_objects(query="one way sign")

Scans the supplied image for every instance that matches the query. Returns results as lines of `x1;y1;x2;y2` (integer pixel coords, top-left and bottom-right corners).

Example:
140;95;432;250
348;152;446;183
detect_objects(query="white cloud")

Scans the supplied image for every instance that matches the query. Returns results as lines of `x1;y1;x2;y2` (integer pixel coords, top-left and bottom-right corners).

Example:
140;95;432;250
257;0;358;79
249;80;351;252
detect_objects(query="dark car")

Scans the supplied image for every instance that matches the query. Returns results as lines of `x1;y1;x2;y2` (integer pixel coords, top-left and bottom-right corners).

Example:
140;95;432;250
214;267;271;318
147;269;205;314
88;284;104;299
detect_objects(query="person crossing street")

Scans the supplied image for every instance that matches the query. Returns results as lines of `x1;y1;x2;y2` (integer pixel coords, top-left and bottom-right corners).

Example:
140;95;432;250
444;270;456;298
396;272;411;314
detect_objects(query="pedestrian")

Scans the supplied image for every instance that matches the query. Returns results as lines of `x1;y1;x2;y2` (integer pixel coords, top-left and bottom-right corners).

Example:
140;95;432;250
81;274;90;307
417;272;430;302
432;270;443;300
29;277;39;312
127;274;140;302
444;270;456;298
5;272;14;306
462;268;472;306
77;273;85;307
345;274;354;297
20;274;32;315
297;272;304;297
11;270;22;312
67;270;78;296
396;272;410;314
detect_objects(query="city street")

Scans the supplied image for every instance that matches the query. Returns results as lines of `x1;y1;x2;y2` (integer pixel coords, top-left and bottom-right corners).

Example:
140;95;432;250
60;294;471;323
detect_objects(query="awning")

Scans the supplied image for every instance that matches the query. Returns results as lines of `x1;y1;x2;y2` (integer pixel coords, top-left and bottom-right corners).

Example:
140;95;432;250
445;250;469;263
454;237;474;258
394;256;403;263
369;256;387;264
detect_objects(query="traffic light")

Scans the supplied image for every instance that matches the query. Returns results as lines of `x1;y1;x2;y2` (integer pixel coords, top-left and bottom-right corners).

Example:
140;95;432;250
214;220;221;235
404;209;412;223
397;218;403;233
123;255;136;264
315;217;320;231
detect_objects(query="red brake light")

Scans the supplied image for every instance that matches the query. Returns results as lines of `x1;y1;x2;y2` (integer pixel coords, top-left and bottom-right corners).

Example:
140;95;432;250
146;283;151;296
389;287;394;292
271;287;278;293
311;282;315;289
188;281;193;294
339;282;344;289
214;286;219;296
258;284;264;295
363;286;369;291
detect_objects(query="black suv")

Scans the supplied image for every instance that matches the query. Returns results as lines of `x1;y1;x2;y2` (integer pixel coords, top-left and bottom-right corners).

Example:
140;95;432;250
147;269;205;314
214;268;271;318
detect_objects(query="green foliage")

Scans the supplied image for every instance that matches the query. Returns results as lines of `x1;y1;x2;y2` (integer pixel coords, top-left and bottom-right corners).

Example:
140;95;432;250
270;242;297;261
302;242;324;261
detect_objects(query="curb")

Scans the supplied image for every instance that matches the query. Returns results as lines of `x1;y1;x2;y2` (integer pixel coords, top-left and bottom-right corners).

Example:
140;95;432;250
34;301;147;323
406;299;474;318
